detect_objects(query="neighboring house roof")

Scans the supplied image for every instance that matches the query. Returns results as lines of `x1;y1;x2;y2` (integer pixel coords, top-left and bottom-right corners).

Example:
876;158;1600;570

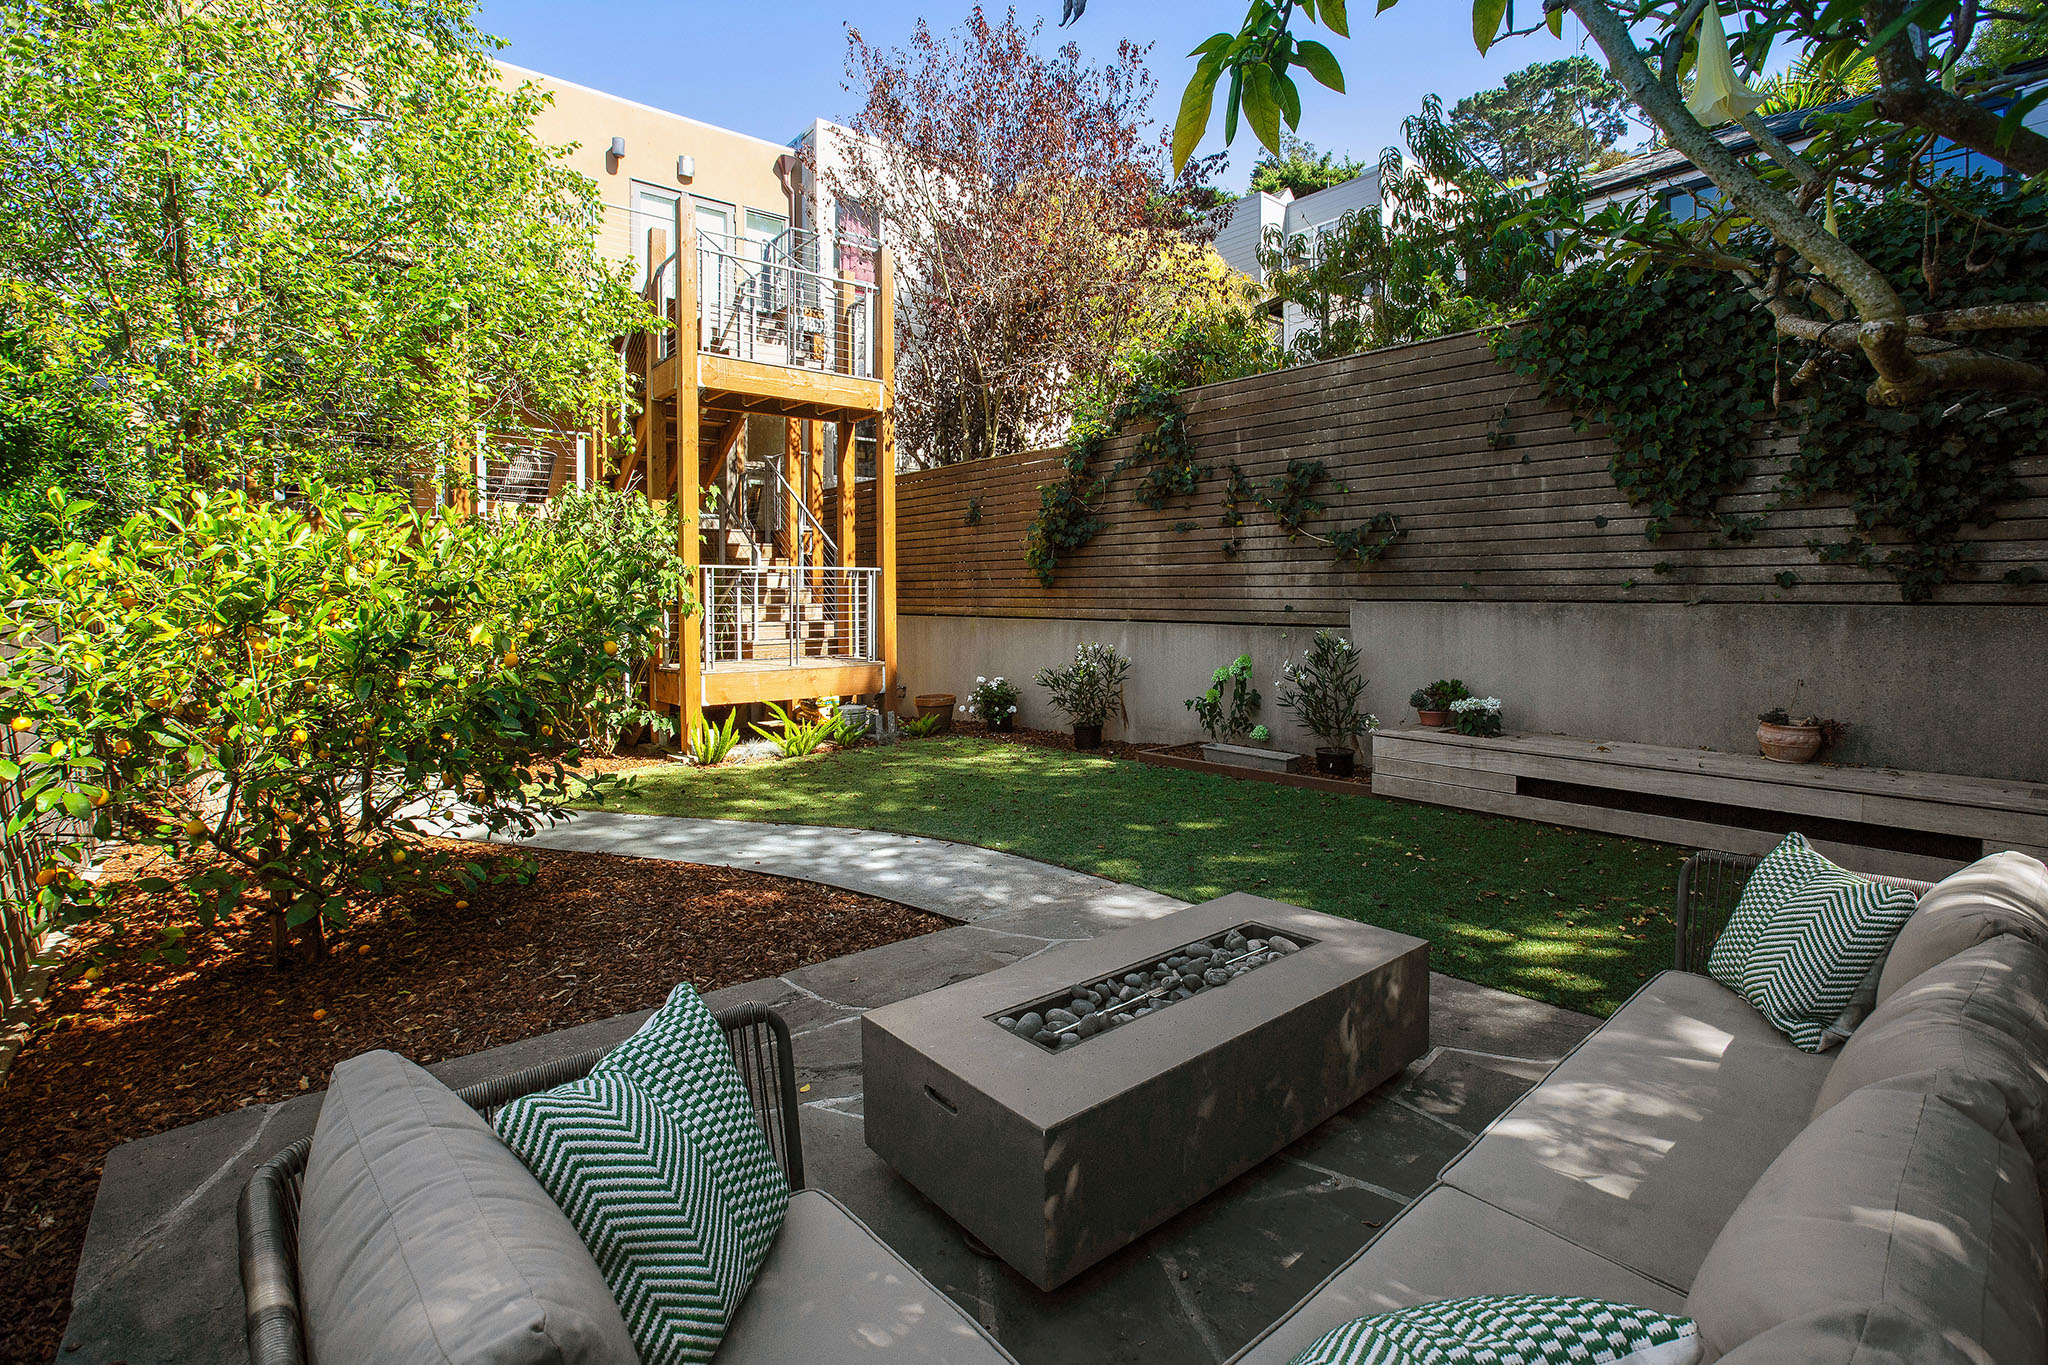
1584;55;2048;202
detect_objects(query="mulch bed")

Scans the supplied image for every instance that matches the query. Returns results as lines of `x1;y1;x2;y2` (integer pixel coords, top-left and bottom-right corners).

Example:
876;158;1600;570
0;840;947;1363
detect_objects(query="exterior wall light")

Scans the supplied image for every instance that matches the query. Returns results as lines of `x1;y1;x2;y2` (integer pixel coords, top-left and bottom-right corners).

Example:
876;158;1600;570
609;136;627;159
677;154;695;182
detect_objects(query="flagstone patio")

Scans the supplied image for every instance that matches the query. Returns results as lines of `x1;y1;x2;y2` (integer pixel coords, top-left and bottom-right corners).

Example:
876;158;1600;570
58;818;1599;1364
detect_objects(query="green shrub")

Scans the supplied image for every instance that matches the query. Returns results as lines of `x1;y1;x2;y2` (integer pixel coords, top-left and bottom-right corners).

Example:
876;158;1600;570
689;711;742;765
0;484;685;963
1185;654;1261;743
1034;643;1130;728
753;703;833;758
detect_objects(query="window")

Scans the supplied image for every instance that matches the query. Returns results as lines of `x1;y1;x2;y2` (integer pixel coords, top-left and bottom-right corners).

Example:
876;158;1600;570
1660;182;1724;222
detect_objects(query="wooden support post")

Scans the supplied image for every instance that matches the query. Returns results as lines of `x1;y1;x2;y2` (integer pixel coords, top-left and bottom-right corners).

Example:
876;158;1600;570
673;201;703;741
804;419;824;587
835;419;856;656
877;248;898;706
781;418;800;565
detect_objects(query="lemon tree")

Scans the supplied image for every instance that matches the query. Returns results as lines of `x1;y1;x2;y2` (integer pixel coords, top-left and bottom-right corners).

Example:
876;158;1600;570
1;484;688;964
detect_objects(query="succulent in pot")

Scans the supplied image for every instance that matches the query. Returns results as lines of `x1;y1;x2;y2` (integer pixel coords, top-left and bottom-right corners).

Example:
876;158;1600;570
1756;707;1849;764
1278;632;1377;776
1034;643;1129;750
1408;678;1471;728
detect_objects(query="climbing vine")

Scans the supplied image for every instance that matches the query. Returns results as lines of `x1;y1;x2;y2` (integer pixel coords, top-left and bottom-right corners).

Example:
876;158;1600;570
1219;457;1407;564
1493;179;2046;601
1024;381;1203;587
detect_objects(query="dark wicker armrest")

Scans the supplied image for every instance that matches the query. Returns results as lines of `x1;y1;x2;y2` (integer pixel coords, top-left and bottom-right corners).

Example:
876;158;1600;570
1673;848;1935;974
1673;850;1761;974
238;1005;803;1365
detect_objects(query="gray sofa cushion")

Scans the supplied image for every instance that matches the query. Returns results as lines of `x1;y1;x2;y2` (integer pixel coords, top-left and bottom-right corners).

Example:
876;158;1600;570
1223;1187;1685;1365
1813;935;2048;1184
1435;970;1835;1293
1877;850;2048;1004
1686;1084;2047;1365
1711;1306;1977;1364
300;1050;638;1365
715;1188;1018;1364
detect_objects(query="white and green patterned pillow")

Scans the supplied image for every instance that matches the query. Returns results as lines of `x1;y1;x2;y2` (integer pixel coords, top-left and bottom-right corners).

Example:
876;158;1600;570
495;1073;749;1365
591;984;789;1273
1286;1294;1700;1365
1707;833;1918;1052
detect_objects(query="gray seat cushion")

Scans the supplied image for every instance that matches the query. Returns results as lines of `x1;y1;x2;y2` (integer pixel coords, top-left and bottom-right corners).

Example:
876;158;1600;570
1223;1186;1685;1365
1877;850;2048;1004
1711;1306;1979;1364
1687;1083;2047;1365
1435;970;1836;1293
1814;935;2048;1187
715;1188;1018;1364
300;1050;638;1365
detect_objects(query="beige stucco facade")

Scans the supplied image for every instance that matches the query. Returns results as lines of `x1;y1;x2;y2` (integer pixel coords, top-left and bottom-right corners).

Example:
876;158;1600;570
500;61;801;276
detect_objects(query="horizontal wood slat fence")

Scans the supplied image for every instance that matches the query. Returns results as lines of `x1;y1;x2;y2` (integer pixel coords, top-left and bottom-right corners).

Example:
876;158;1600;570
826;329;2046;628
0;725;63;1015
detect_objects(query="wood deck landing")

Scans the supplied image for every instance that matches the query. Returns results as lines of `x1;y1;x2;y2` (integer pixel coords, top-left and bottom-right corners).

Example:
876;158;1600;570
1371;727;2048;880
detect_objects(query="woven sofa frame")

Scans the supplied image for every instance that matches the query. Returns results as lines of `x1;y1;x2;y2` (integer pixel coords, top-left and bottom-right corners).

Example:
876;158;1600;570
1671;849;1935;975
237;1003;803;1365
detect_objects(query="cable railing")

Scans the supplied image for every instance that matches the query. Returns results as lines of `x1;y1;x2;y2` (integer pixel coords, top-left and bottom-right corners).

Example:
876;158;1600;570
699;565;879;671
648;228;878;380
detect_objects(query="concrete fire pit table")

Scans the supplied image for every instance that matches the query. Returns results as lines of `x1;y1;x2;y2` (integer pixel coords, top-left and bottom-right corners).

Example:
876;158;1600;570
862;893;1428;1290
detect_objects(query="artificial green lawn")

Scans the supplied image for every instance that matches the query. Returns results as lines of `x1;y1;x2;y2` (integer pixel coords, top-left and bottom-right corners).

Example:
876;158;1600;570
580;737;1690;1017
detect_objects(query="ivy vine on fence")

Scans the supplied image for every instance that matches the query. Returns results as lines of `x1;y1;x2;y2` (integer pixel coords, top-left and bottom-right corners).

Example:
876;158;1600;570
1025;382;1406;586
1492;180;2045;602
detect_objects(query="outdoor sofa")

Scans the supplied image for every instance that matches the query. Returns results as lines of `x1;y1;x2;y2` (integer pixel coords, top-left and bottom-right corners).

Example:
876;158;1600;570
1228;848;2048;1364
241;847;2048;1364
237;1002;1021;1364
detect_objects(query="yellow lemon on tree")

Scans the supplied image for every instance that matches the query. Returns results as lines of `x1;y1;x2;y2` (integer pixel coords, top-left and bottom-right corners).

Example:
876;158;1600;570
603;639;620;657
291;728;309;744
90;788;111;808
198;645;216;661
391;847;406;864
503;649;519;667
112;738;132;756
35;866;59;886
47;739;67;758
9;715;31;732
183;818;207;839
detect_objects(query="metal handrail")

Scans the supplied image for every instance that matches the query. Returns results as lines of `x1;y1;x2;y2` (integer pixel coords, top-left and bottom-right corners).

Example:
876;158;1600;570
658;233;876;377
751;451;840;568
699;565;879;671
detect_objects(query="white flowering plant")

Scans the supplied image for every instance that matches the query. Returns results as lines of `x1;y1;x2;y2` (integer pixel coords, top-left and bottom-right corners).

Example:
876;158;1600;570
966;675;1021;724
1449;695;1504;738
1276;631;1377;751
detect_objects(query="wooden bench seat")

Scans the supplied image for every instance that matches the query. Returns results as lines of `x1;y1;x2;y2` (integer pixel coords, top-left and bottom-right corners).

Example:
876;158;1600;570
1370;728;2048;879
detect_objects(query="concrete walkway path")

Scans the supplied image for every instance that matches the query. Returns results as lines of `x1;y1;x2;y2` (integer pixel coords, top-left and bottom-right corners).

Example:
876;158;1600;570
62;813;1602;1365
500;810;1189;942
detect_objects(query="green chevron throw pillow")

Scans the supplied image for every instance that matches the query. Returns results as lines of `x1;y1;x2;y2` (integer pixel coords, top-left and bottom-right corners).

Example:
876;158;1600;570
495;1073;749;1365
1285;1294;1700;1365
1707;833;1918;1053
590;984;789;1274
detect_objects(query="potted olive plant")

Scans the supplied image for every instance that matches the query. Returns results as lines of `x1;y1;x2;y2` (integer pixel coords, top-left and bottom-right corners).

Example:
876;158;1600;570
1034;643;1129;750
1278;631;1378;776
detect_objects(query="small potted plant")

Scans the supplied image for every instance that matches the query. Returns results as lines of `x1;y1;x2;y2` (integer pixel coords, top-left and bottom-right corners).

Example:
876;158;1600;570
1277;631;1378;776
1408;679;1471;727
1757;707;1849;764
913;691;957;733
1185;654;1262;745
1449;695;1504;738
1034;643;1130;750
966;676;1021;732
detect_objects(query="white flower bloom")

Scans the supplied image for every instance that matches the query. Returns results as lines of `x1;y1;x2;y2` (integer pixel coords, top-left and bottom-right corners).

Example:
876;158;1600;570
1007;705;1017;714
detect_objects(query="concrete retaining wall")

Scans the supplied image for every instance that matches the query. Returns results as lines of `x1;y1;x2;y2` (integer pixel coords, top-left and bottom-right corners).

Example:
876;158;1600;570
901;604;2048;781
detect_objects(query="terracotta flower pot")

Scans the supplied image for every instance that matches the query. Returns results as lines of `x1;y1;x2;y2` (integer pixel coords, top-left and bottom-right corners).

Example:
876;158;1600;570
1417;709;1452;728
1072;722;1103;750
1757;721;1824;764
914;693;956;733
1315;747;1356;777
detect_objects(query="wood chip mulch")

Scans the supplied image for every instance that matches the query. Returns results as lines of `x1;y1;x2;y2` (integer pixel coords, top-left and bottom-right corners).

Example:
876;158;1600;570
0;840;948;1363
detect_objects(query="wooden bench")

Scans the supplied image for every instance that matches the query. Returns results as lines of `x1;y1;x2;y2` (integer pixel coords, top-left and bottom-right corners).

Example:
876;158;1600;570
1370;728;2048;881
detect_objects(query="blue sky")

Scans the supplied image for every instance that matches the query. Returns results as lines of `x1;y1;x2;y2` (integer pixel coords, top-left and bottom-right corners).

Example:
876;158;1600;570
474;0;1642;192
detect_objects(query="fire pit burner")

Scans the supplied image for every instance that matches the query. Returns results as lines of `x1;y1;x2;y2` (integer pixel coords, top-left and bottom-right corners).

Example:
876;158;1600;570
990;922;1314;1051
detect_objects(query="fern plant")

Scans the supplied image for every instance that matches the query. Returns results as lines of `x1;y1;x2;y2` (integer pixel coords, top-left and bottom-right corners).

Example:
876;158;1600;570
688;711;742;765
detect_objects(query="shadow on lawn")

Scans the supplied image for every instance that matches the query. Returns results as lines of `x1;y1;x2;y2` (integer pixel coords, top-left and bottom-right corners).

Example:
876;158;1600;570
587;737;1689;1018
